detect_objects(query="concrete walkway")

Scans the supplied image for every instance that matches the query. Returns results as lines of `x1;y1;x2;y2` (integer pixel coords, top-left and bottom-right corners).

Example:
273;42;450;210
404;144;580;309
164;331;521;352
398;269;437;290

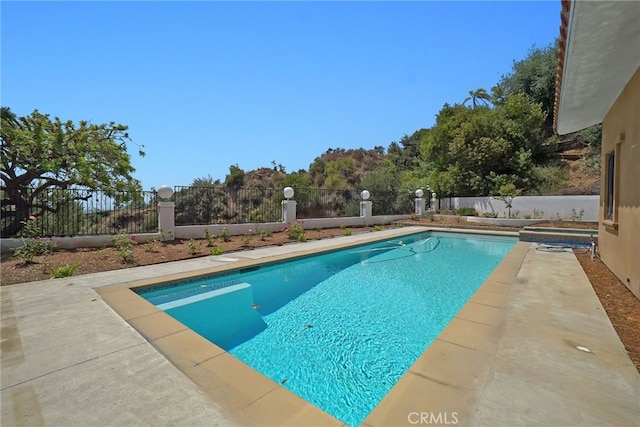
2;227;639;426
471;246;639;426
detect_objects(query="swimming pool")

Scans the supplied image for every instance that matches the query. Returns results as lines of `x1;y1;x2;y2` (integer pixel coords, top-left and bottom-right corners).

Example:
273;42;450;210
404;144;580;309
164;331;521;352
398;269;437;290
138;231;516;425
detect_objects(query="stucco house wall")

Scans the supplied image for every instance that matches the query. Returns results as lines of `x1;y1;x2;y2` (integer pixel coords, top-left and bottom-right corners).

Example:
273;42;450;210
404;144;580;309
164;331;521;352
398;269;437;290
599;67;640;299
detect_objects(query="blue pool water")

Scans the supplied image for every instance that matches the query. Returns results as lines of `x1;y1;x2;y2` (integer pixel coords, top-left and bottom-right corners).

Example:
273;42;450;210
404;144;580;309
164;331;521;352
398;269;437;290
138;232;516;425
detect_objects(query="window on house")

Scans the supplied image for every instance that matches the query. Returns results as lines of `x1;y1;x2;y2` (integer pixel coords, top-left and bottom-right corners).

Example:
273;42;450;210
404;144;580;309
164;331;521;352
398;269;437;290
606;150;615;220
604;135;624;225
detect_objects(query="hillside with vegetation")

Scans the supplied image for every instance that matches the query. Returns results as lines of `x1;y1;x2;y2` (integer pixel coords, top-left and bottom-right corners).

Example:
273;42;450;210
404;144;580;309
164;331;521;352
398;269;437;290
224;43;600;199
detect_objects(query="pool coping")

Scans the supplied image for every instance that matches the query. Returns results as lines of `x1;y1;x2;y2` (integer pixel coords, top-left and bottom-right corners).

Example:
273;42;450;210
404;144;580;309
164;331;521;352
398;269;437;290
363;239;530;426
96;226;522;426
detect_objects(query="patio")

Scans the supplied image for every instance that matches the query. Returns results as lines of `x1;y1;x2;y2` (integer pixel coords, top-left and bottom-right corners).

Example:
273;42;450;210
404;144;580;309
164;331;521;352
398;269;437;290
2;227;639;426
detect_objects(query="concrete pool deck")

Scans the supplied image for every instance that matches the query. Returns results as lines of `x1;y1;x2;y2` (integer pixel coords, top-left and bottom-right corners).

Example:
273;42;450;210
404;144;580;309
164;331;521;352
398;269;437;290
2;226;639;426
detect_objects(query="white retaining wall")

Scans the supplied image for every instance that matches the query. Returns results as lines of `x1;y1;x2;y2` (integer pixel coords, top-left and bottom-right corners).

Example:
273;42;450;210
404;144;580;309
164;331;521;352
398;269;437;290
173;215;406;240
0;233;163;253
440;195;599;221
0;214;409;253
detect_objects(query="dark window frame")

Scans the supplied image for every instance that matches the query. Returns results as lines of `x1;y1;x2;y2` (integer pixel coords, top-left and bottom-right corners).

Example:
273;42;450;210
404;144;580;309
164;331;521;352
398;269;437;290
606;150;615;220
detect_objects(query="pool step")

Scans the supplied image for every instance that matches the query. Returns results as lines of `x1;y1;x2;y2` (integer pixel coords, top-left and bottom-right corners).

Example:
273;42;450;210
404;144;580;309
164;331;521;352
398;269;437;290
160;282;267;350
157;282;252;310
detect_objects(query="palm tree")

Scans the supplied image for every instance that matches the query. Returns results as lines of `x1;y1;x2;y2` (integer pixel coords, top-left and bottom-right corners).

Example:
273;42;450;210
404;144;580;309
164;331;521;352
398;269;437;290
463;88;491;108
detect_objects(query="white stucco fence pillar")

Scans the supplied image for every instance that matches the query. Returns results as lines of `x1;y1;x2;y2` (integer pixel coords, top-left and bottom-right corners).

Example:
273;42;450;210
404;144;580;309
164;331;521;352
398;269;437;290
360;189;372;222
157;201;175;241
360;200;372;221
157;185;175;241
415;198;425;216
414;189;426;217
281;187;297;223
282;200;297;224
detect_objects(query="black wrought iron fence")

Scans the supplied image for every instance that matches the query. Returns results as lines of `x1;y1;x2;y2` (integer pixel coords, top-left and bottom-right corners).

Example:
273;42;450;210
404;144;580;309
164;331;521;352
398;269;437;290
173;186;282;225
370;190;415;216
1;188;158;237
172;186;413;224
295;188;361;218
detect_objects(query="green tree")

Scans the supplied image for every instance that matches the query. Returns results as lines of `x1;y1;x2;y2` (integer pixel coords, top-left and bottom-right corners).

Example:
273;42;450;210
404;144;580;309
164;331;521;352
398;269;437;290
282;172;320;217
224;164;245;190
361;169;410;215
494;42;601;178
308;157;326;187
387;129;428;172
174;175;229;225
1;107;144;237
463;88;492;108
494;183;522;218
494;44;557;134
420;94;546;197
281;171;311;190
324;157;357;190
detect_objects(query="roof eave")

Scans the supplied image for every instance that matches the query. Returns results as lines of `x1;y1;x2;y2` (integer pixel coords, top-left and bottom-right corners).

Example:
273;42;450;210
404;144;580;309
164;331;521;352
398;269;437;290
554;1;640;135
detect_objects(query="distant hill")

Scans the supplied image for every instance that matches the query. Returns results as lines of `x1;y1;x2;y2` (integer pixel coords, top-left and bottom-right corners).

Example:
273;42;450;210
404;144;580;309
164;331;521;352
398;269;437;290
555;140;600;195
240;147;385;190
307;147;385;187
239;142;598;195
243;167;287;189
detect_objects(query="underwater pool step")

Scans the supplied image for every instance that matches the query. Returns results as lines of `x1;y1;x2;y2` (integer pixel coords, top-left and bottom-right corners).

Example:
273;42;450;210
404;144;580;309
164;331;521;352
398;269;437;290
157;283;251;310
160;282;267;350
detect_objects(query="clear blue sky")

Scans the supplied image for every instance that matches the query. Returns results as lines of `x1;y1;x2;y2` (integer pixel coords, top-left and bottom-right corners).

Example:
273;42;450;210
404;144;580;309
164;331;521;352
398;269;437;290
2;1;560;190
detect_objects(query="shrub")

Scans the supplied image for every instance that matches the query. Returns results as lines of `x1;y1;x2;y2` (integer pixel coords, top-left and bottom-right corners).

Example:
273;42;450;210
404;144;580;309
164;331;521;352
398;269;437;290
97;248;109;259
534;164;568;195
12;217;58;263
570;208;585;221
144;239;158;252
373;225;384;231
203;229;216;246
210;246;224;256
258;229;272;241
579;152;601;177
342;228;352;236
284;221;305;240
160;228;174;241
219;227;231;242
457;207;477;216
241;229;253;247
13;237;58;263
187;239;200;255
297;233;308;242
112;231;135;263
48;263;81;279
